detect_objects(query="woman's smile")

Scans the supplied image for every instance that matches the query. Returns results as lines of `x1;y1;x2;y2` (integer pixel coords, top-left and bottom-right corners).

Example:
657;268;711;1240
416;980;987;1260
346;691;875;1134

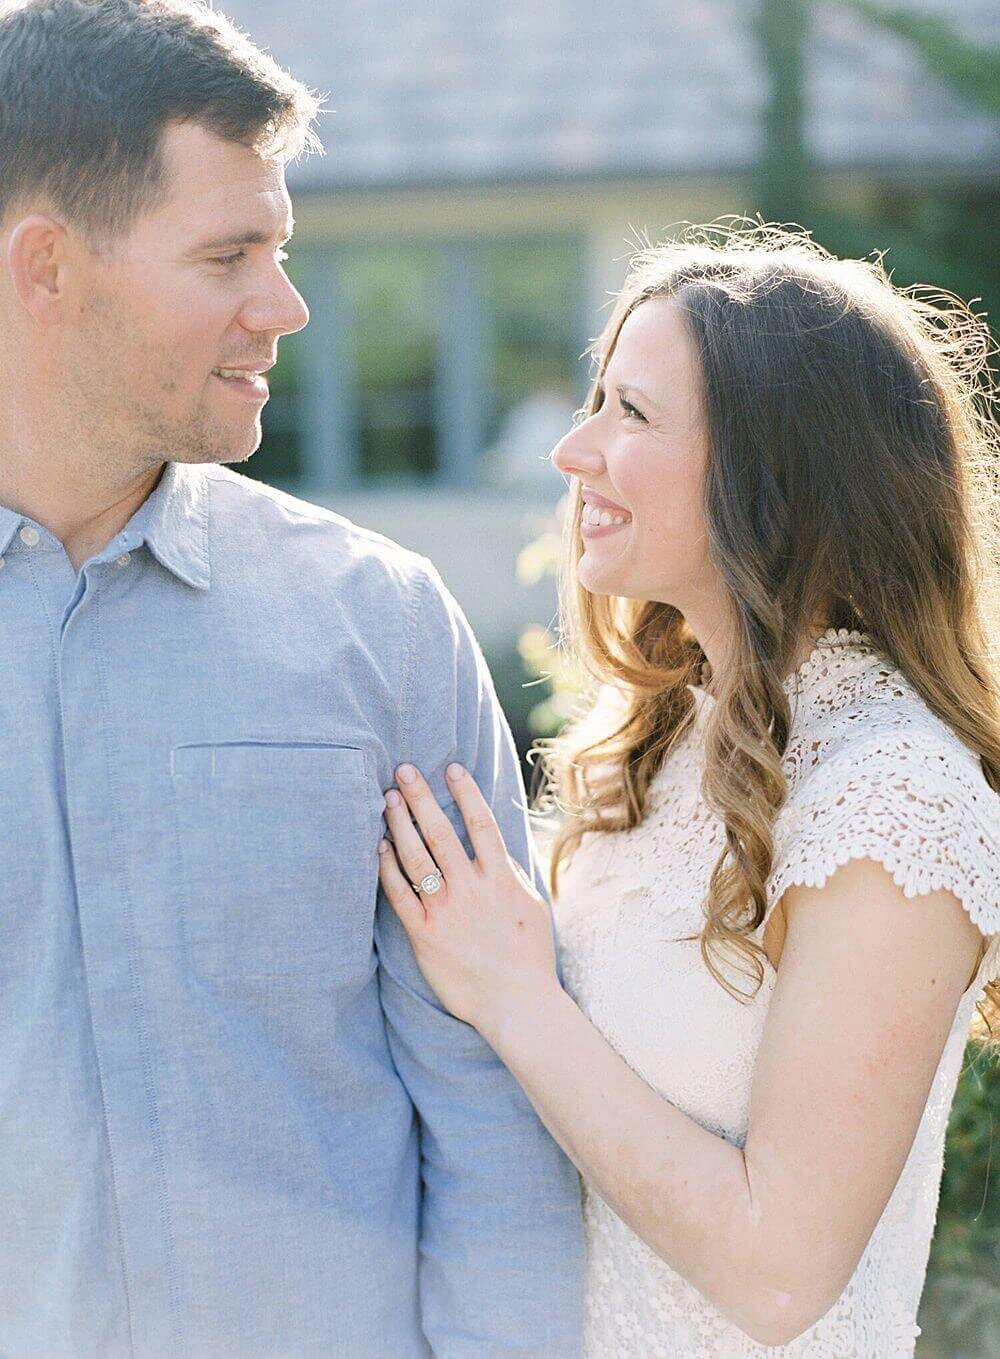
580;487;633;539
580;515;631;540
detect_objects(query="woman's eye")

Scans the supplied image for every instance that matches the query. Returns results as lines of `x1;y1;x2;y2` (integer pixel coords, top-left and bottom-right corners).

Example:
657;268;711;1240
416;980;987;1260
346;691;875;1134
619;394;645;422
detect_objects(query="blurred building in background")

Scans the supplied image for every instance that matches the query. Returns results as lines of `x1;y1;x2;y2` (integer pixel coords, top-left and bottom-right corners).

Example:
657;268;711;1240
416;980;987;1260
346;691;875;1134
219;0;998;658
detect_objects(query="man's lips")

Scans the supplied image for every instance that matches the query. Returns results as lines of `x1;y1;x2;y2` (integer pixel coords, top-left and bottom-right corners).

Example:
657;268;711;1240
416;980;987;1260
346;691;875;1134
213;361;276;374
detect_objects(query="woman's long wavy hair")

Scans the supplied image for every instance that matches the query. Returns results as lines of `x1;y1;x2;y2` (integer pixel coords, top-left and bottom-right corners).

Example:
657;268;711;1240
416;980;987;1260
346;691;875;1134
534;220;1000;1042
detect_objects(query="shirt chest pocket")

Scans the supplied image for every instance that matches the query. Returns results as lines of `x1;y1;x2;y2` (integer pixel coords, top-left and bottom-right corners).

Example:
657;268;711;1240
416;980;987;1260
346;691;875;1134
170;741;378;985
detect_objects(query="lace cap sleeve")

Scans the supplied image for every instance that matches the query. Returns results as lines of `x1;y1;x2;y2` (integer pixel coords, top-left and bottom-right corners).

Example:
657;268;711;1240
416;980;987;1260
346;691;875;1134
768;727;1000;940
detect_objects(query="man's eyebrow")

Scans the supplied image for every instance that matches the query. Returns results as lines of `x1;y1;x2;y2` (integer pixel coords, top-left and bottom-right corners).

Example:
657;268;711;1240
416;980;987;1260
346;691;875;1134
188;222;295;252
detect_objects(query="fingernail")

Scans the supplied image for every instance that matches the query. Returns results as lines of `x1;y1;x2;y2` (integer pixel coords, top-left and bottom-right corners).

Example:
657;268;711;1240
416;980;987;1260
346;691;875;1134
397;765;416;784
378;839;389;855
385;790;401;808
446;763;465;780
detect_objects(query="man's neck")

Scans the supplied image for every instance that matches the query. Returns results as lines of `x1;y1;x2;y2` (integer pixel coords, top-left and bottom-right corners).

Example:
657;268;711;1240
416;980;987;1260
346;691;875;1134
0;461;166;574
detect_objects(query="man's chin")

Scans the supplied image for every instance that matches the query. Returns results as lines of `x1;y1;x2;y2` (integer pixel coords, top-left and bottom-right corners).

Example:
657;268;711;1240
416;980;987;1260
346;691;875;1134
219;443;257;467
176;426;262;468
165;448;247;468
223;419;264;466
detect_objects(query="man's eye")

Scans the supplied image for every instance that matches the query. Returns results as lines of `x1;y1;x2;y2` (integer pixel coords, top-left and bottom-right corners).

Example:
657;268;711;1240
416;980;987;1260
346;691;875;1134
211;248;289;268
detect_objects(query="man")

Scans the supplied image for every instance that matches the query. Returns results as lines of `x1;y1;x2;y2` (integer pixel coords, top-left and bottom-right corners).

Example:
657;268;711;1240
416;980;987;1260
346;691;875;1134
0;2;584;1355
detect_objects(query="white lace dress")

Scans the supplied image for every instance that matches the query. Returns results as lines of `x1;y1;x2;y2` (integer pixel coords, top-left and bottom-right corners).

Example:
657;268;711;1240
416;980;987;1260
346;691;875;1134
552;629;1000;1359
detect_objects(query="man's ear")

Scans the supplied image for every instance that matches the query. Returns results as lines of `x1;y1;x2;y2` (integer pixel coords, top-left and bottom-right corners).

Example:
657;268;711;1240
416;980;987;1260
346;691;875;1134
6;212;80;324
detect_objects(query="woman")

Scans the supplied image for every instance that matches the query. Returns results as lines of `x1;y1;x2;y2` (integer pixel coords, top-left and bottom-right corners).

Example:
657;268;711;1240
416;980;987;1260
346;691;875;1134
376;221;1000;1357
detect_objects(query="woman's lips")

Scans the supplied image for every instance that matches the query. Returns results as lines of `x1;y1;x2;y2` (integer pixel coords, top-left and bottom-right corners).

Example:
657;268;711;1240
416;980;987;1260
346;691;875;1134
580;488;632;540
581;488;630;514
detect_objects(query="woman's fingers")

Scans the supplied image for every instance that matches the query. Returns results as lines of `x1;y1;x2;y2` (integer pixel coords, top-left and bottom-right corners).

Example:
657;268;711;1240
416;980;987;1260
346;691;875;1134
383;788;448;897
390;765;472;876
441;763;510;869
385;762;510;889
377;838;426;930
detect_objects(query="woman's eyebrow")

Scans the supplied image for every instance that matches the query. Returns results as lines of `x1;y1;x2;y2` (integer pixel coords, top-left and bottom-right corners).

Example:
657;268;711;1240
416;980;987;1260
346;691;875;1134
614;380;661;412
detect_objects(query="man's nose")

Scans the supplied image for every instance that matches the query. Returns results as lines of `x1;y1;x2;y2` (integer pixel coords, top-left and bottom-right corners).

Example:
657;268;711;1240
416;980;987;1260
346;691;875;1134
273;275;310;336
245;271;310;337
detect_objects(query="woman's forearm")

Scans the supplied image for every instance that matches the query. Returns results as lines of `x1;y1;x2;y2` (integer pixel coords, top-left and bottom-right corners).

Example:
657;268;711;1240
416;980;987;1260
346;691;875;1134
483;985;803;1345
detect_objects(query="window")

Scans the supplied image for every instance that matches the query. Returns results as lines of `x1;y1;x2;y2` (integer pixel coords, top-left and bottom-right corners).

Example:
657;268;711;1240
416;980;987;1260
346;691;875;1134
246;236;585;492
481;237;582;491
346;243;440;484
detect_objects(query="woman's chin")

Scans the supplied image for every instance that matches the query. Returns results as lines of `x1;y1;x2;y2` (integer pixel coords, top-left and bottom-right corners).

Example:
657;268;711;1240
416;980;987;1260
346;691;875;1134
577;555;626;597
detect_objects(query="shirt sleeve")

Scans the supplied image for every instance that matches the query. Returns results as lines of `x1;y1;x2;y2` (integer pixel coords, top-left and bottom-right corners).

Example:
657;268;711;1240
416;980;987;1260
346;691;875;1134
374;559;586;1357
768;726;1000;973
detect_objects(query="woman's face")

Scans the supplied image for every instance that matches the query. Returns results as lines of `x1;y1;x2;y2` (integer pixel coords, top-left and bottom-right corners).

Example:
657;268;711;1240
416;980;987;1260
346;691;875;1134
552;296;722;618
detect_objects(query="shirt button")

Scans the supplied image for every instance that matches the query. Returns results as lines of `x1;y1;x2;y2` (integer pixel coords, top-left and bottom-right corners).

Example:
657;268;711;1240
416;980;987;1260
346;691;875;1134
115;552;131;567
0;556;6;569
18;525;40;547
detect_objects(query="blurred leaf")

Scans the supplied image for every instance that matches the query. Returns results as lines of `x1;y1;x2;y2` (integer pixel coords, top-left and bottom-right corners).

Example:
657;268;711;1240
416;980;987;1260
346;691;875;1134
845;1;1000;115
516;532;563;587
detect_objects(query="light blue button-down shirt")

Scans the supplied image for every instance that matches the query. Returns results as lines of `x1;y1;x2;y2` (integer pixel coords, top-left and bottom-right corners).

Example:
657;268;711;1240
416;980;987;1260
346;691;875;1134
0;460;584;1358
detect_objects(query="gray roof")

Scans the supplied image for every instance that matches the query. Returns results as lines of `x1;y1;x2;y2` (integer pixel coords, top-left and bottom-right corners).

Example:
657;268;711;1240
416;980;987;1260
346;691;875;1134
214;0;1000;191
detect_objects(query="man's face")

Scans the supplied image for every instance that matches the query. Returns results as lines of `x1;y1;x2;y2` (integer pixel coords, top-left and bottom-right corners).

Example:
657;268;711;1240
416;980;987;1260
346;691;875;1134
63;120;309;475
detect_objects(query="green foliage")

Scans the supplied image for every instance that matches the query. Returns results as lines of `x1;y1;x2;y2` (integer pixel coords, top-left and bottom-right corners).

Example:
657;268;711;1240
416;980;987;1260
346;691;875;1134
517;623;583;738
827;6;1000;387
514;501;585;738
755;0;811;221
750;3;1000;358
845;1;1000;116
485;238;581;431
918;1040;1000;1356
934;1045;1000;1278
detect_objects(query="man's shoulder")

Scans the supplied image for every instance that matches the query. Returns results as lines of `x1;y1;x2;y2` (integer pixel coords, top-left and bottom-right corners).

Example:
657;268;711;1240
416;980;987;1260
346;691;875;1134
200;463;436;594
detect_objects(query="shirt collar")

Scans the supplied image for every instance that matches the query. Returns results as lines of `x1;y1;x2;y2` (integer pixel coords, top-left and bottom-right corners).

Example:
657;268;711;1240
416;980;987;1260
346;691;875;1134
0;460;211;590
129;460;211;590
0;509;21;559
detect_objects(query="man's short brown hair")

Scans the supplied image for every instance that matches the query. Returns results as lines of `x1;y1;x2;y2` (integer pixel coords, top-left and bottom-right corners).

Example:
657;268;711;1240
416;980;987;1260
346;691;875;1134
0;0;325;250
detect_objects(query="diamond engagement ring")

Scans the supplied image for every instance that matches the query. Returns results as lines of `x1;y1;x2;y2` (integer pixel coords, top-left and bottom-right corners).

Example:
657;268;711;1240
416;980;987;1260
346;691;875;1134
411;869;443;895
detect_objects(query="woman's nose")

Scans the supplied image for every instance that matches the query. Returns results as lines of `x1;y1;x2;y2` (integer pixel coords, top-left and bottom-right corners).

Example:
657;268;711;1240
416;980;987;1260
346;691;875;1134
551;424;606;478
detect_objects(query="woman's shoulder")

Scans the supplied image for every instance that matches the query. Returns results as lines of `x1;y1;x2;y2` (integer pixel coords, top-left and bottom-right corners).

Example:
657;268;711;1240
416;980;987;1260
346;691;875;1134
785;640;987;788
776;643;999;938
